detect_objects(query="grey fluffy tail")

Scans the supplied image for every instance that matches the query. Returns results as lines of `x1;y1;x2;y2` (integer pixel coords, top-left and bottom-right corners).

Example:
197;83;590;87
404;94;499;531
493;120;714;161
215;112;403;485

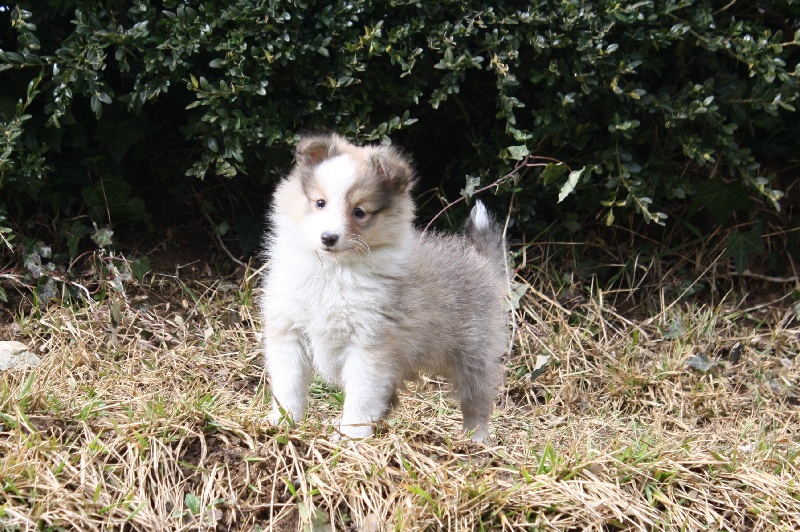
465;201;506;269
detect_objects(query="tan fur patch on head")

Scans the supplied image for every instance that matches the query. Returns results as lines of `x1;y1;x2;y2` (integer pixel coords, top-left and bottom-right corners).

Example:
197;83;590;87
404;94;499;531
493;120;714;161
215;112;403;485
295;134;342;167
283;133;418;253
295;133;368;168
294;133;413;186
366;146;415;193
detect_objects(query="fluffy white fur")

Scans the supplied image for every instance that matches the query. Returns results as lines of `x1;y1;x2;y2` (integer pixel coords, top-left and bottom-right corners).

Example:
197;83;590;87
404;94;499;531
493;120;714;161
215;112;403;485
260;133;507;441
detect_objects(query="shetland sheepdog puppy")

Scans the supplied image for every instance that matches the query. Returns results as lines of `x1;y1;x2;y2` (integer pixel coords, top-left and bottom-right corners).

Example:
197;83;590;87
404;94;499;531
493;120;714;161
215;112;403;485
260;133;507;441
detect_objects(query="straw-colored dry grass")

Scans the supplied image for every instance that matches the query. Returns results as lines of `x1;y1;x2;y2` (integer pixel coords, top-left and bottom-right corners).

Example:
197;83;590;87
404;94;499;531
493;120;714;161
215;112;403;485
1;263;798;530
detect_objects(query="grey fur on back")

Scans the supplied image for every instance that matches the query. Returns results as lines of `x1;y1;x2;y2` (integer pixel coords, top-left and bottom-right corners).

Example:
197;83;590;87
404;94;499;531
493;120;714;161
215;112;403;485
382;228;507;437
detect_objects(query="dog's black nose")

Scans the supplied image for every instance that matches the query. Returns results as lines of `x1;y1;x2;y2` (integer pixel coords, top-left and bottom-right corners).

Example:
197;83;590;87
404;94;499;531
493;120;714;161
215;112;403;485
320;232;339;247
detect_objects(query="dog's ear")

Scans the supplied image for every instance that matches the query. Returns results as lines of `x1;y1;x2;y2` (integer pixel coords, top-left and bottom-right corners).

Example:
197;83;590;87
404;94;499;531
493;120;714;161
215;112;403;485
371;147;415;192
296;134;341;167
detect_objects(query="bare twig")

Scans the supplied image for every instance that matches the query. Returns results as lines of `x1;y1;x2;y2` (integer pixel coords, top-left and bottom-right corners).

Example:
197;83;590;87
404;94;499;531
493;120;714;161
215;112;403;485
423;155;568;232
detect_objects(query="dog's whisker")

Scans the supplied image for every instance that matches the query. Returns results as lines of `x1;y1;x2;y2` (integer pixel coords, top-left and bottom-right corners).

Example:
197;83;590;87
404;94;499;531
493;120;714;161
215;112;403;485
345;234;372;261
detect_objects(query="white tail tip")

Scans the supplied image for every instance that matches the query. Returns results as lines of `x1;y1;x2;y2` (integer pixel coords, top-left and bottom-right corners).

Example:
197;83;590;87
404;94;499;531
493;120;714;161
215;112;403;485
470;201;490;229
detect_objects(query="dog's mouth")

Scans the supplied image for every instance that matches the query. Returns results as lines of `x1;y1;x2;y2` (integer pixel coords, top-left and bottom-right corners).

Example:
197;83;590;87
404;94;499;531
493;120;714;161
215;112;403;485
320;243;357;255
319;243;344;253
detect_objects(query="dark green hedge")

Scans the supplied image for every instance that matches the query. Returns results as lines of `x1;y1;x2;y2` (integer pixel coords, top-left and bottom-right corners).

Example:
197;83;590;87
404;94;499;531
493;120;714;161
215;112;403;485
1;0;799;264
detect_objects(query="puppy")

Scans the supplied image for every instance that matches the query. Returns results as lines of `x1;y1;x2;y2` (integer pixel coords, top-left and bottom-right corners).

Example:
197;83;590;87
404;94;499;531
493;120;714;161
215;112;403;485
260;133;507;441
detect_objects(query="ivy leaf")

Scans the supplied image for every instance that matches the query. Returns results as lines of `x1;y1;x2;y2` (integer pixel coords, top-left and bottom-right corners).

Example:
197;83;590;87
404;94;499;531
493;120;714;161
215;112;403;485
91;226;114;249
83;178;149;223
686;354;716;374
504;281;528;312
96;117;149;164
541;162;567;186
558;168;584;203
129;256;151;283
60;221;91;258
694;178;752;224
529;354;550;380
460;176;481;200
507;144;529;160
725;227;765;274
214;220;231;236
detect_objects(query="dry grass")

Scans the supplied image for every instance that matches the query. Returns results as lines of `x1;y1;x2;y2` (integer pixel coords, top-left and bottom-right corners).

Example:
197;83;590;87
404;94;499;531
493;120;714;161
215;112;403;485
1;263;799;531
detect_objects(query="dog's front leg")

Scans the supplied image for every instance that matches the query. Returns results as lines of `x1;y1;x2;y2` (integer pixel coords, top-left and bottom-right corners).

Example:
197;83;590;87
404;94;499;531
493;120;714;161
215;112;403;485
335;348;395;439
265;328;312;426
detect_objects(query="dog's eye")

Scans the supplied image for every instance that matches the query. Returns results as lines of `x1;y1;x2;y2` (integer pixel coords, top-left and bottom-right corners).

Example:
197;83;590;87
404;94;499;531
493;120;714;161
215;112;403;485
353;207;366;219
316;199;326;209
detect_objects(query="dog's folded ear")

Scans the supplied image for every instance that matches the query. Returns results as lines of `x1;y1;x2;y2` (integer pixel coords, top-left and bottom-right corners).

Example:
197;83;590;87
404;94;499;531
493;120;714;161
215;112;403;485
371;148;415;193
296;133;342;167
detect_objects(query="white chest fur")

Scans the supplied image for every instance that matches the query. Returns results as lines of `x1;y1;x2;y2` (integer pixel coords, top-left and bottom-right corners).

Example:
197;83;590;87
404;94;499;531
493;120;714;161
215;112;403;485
265;243;404;384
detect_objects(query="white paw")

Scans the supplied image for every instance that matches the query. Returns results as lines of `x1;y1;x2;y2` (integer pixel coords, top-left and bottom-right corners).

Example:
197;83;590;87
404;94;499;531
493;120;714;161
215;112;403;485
469;430;489;443
464;425;490;443
334;420;374;439
268;409;294;426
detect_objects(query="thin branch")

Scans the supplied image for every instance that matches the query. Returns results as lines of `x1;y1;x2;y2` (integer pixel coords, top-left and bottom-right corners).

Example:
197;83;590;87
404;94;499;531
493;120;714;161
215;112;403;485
423;155;567;232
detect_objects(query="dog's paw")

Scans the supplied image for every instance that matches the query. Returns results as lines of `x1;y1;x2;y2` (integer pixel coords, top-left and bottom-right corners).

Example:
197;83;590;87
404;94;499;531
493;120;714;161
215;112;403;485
463;423;490;443
268;409;294;427
334;420;374;440
468;429;489;443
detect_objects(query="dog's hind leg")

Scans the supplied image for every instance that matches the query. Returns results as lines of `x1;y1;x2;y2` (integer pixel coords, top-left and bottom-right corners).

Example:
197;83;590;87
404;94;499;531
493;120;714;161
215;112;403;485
454;355;501;442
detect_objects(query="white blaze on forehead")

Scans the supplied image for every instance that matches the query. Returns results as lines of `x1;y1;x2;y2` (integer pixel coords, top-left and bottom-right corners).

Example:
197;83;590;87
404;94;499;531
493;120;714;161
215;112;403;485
316;154;358;203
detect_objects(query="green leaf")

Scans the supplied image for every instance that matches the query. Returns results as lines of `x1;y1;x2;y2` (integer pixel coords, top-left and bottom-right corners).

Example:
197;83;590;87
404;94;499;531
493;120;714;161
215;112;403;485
504;281;528;312
686;354;716;374
96;117;149;164
725;227;765;274
110;300;123;326
460;176;481;200
622;161;641;174
90;95;101;117
214;220;230;236
558;168;583;203
530;354;550;380
82;179;149;223
129;256;151;283
507;144;529;160
541;162;567;186
60;221;91;258
694;178;752;224
184;492;200;514
664;317;686;339
91;227;114;249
